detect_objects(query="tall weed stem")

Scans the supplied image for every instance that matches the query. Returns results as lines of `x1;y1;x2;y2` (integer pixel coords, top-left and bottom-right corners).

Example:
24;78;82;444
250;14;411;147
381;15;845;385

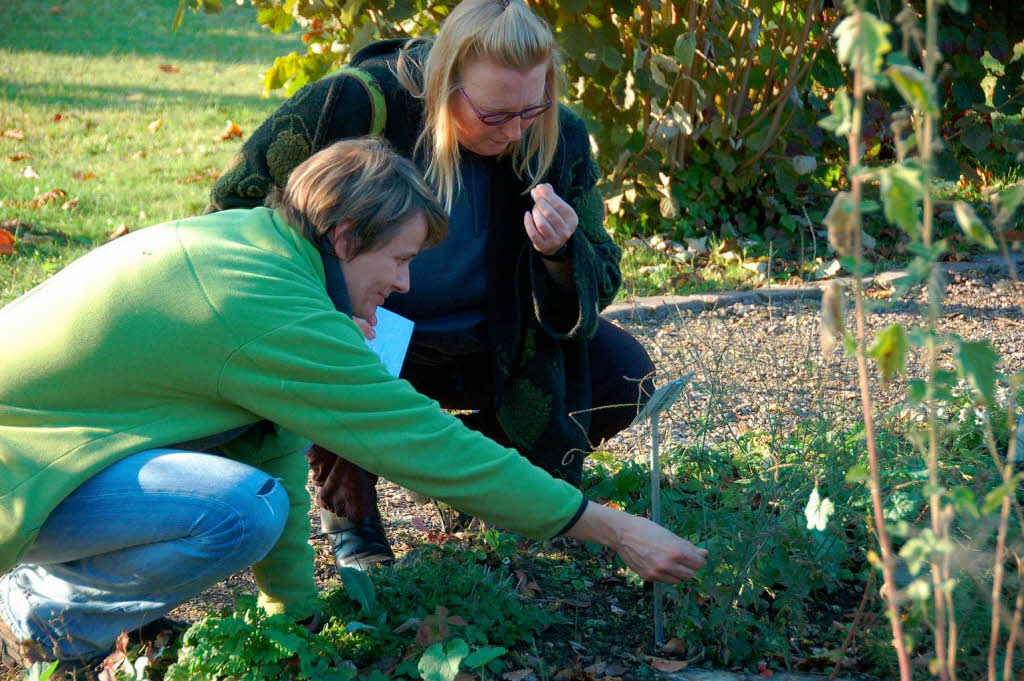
847;5;912;677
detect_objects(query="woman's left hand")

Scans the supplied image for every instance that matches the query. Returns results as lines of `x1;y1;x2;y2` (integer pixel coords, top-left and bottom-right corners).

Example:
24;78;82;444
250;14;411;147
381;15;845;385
524;183;578;257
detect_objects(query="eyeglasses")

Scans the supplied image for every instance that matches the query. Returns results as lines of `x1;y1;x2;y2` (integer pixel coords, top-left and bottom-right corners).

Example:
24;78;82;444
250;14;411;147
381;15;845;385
456;85;552;126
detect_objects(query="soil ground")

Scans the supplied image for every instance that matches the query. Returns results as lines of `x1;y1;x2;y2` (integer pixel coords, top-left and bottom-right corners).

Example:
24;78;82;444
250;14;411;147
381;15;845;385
2;259;1021;681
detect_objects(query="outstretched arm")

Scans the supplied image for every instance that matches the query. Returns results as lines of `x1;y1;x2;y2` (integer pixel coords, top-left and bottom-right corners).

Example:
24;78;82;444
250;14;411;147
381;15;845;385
564;502;708;583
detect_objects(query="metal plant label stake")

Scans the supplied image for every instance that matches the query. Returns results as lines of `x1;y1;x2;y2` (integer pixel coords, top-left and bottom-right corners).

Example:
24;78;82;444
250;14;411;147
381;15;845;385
630;374;691;648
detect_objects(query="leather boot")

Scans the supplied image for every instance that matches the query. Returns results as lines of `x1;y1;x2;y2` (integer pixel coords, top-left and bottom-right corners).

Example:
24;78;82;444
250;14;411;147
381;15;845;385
321;508;395;571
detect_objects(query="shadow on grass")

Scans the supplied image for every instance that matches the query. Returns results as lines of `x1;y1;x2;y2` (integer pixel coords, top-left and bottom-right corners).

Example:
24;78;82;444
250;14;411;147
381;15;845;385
0;0;297;66
0;79;279;114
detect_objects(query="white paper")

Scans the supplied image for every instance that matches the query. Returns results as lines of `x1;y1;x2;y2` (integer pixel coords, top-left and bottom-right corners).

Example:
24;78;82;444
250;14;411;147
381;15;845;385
364;307;414;378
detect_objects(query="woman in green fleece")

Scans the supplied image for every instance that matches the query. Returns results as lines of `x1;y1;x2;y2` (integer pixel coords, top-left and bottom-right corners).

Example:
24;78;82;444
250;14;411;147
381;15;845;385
0;139;707;668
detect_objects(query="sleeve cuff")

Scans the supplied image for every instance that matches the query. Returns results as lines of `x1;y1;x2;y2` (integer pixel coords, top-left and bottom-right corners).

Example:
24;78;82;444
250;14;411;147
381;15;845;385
555;497;589;537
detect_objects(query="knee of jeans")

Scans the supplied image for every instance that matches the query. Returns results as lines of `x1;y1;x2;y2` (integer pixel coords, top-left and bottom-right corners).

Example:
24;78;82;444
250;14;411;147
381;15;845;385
197;474;289;567
240;476;290;563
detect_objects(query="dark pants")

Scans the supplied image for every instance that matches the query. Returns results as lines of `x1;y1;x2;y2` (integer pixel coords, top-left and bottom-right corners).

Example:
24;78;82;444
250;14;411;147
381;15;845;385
308;318;656;522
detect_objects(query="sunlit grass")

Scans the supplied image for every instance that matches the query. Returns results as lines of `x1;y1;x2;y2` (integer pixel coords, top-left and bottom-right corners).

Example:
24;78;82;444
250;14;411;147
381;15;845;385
0;0;297;303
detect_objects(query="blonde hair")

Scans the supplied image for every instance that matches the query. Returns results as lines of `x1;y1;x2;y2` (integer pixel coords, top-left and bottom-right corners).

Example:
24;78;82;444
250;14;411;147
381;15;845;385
397;0;562;211
267;138;447;257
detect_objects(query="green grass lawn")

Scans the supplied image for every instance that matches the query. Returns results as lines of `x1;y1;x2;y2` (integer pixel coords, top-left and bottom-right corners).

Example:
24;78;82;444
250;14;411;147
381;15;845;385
0;0;297;304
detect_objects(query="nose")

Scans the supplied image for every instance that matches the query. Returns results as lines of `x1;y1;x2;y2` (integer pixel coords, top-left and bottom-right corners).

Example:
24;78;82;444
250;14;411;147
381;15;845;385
394;263;411;294
500;116;525;142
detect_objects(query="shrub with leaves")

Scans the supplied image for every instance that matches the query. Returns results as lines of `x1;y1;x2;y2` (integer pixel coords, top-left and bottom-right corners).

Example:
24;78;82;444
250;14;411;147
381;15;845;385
176;0;845;248
816;0;1024;677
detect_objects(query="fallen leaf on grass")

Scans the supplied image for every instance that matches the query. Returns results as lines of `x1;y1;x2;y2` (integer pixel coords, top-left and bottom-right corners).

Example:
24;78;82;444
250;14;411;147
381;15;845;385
72;170;95;181
1;219;29;231
177;169;219;184
502;669;534;681
158;64;180;73
22;165;40;179
7;153;30;162
0;230;15;255
561;597;593;609
604;663;627;676
148;119;163;134
53;112;68;122
215;120;243;141
109;224;130;240
49;6;62;14
28;188;67;208
645;656;689;673
447;615;468;626
583;662;606;675
3;129;25;140
514;570;540;597
661;637;687;656
61;197;78;211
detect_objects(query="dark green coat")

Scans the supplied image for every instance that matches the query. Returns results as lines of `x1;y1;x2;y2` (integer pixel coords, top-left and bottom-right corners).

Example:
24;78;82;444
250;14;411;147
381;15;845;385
208;40;622;483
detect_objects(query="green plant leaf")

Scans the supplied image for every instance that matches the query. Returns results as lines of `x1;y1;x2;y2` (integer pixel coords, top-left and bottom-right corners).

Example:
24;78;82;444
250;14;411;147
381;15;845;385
953;201;997;249
960;123;992;154
879;163;924;236
790;155;817;175
834;11;892;85
463;646;508;668
257;6;294;33
886;65;939;115
994;183;1024;227
804;487;835;531
868;324;908;384
982;474;1024;514
418;638;470;681
819;88;852;138
338;566;377;616
980;50;1005;75
956;339;999;405
845;464;869;482
674;31;696;70
944;0;969;13
24;661;60;681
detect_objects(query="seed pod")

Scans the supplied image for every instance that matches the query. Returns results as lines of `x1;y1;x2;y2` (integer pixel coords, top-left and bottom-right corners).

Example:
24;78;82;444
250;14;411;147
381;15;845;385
820;280;845;356
824;191;857;257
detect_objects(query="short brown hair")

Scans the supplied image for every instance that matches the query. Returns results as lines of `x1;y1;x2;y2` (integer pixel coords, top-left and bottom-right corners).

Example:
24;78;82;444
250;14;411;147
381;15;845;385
267;138;447;258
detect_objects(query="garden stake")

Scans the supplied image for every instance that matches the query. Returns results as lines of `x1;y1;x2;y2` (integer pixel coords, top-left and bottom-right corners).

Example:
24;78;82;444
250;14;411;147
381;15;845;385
631;375;691;649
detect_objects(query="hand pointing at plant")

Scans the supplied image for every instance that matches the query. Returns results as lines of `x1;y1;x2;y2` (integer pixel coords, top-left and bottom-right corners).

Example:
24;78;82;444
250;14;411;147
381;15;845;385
565;502;708;583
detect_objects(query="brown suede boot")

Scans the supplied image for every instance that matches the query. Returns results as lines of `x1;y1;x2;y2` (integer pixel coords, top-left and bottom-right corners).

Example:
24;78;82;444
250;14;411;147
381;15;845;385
0;614;47;669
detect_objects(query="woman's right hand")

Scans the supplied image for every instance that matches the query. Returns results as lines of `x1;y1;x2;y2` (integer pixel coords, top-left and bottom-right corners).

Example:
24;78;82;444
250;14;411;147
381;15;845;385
564;502;707;583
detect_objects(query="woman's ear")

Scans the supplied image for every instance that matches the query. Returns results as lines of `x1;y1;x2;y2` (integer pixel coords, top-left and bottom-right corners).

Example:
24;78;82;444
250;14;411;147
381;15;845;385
329;223;350;261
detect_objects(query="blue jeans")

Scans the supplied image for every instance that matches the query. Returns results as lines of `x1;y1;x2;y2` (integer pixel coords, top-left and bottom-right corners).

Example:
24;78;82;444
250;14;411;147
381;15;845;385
0;449;289;661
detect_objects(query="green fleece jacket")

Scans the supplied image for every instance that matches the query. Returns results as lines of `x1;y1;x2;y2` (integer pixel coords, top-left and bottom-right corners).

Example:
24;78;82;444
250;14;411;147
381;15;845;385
0;207;583;615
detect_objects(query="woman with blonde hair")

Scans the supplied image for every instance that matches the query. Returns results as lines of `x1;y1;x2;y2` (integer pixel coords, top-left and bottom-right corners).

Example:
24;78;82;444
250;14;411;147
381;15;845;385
209;0;659;572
